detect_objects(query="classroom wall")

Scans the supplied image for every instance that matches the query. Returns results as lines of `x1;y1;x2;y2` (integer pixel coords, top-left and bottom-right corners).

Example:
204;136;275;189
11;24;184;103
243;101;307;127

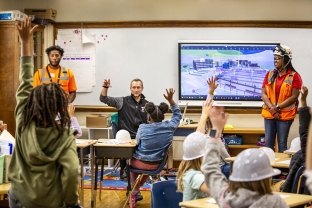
0;0;307;149
1;0;312;21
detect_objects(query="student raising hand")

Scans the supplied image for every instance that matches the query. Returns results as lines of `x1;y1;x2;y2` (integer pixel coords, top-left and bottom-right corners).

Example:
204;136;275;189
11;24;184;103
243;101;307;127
208;106;228;138
16;17;38;56
207;76;218;96
163;88;176;105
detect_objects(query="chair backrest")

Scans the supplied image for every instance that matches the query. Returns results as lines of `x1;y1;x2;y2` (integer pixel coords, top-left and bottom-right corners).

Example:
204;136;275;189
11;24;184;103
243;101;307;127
291;165;306;194
130;143;172;175
151;180;183;208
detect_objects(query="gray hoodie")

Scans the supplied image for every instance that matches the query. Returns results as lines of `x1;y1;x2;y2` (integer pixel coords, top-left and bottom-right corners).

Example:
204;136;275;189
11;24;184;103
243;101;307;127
201;139;288;208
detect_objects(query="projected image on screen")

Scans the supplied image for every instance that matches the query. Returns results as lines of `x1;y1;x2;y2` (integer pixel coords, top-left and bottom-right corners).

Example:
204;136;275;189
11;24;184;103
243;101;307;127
179;43;278;103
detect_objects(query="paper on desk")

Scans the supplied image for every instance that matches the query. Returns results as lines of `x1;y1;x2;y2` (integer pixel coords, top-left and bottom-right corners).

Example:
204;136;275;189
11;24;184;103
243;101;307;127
278;194;290;199
206;198;217;203
275;159;291;165
76;139;91;144
97;139;117;144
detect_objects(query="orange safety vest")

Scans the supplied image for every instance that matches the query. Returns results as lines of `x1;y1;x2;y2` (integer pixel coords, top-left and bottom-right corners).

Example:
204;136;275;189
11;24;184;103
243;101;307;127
38;67;70;92
261;70;297;120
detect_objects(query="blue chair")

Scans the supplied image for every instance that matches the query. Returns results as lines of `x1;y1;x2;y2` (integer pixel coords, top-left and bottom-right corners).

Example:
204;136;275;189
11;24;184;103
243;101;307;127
291;165;306;194
151;180;183;208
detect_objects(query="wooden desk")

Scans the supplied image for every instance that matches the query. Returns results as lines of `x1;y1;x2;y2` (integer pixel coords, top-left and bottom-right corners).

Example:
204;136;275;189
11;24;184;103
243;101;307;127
93;139;137;208
180;192;312;208
76;139;97;207
0;183;10;195
225;152;291;169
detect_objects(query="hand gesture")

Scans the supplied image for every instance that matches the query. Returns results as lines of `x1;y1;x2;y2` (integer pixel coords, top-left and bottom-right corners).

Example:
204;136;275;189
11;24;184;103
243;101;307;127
202;98;213;117
207;76;219;95
208;106;228;131
102;79;111;88
300;86;308;100
16;17;38;43
163;88;175;105
67;104;76;118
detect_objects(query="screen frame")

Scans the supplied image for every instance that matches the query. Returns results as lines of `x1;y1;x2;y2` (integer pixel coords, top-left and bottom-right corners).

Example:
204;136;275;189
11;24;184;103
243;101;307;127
178;40;279;107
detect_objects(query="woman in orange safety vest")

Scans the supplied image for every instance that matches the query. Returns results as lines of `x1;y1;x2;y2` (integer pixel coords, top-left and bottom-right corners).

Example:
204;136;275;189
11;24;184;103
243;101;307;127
261;45;302;152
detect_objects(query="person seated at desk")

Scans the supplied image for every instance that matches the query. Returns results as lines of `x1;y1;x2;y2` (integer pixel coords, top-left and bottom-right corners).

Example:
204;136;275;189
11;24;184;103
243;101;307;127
8;17;81;208
201;105;288;208
130;88;182;202
177;131;210;201
280;86;310;192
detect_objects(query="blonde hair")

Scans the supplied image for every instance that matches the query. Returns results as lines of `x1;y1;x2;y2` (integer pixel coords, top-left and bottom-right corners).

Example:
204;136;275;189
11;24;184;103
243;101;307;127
228;178;273;195
177;158;202;192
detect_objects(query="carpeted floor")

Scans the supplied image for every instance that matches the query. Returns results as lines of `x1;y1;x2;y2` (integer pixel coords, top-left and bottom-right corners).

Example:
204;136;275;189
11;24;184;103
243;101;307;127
83;168;152;190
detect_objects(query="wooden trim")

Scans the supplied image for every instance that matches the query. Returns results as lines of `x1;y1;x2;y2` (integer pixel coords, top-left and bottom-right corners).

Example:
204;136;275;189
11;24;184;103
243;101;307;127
75;105;262;114
55;20;312;29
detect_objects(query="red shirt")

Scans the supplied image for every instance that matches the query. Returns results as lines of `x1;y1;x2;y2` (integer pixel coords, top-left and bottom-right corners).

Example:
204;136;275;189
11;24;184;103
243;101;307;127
262;69;302;99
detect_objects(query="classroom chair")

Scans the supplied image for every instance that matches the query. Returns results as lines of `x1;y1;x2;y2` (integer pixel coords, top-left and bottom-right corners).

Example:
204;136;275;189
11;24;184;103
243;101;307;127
122;143;172;207
151;179;183;208
291;165;306;194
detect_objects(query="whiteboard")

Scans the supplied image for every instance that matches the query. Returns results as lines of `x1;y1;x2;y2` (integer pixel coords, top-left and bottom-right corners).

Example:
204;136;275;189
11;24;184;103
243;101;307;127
57;28;312;106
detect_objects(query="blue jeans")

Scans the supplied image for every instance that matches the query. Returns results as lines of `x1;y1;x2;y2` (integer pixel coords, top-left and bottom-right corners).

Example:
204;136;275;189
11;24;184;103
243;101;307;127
221;163;231;179
264;118;293;152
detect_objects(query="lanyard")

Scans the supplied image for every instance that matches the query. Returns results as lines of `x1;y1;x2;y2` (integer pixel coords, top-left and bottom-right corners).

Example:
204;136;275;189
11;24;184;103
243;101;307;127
46;65;61;84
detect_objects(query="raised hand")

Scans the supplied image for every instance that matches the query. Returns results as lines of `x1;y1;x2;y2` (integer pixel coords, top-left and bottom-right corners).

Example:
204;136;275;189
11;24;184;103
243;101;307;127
208;106;228;132
202;98;213;117
67;104;76;118
207;76;219;95
300;86;308;107
163;88;175;105
102;79;111;88
16;16;38;43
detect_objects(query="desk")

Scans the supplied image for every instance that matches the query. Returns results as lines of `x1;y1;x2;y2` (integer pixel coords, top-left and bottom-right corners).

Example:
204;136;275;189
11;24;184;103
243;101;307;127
93;139;137;208
225;152;291;169
179;192;312;208
76;139;97;207
0;183;10;206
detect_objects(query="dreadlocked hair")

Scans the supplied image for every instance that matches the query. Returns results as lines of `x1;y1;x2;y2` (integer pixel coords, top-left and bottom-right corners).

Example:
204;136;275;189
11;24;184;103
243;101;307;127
22;83;71;137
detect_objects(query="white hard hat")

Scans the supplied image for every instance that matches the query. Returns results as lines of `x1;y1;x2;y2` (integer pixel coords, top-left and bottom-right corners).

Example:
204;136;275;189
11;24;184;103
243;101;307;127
273;45;292;59
287;137;301;153
259;147;276;164
182;132;207;160
115;129;131;144
229;148;281;182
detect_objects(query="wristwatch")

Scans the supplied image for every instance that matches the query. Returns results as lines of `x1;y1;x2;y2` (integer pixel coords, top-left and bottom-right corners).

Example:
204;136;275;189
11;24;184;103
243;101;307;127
209;129;217;138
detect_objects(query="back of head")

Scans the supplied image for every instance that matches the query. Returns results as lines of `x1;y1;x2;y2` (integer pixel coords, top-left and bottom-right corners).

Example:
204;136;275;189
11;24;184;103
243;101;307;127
183;131;207;160
22;83;70;134
229;148;280;182
116;129;131;143
145;102;169;122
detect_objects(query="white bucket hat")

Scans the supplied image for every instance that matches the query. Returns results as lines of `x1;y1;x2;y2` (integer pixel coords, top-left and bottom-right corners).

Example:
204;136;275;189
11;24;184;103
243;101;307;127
259;147;276;164
229;148;281;182
286;137;301;153
183;131;207;160
115;129;131;144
